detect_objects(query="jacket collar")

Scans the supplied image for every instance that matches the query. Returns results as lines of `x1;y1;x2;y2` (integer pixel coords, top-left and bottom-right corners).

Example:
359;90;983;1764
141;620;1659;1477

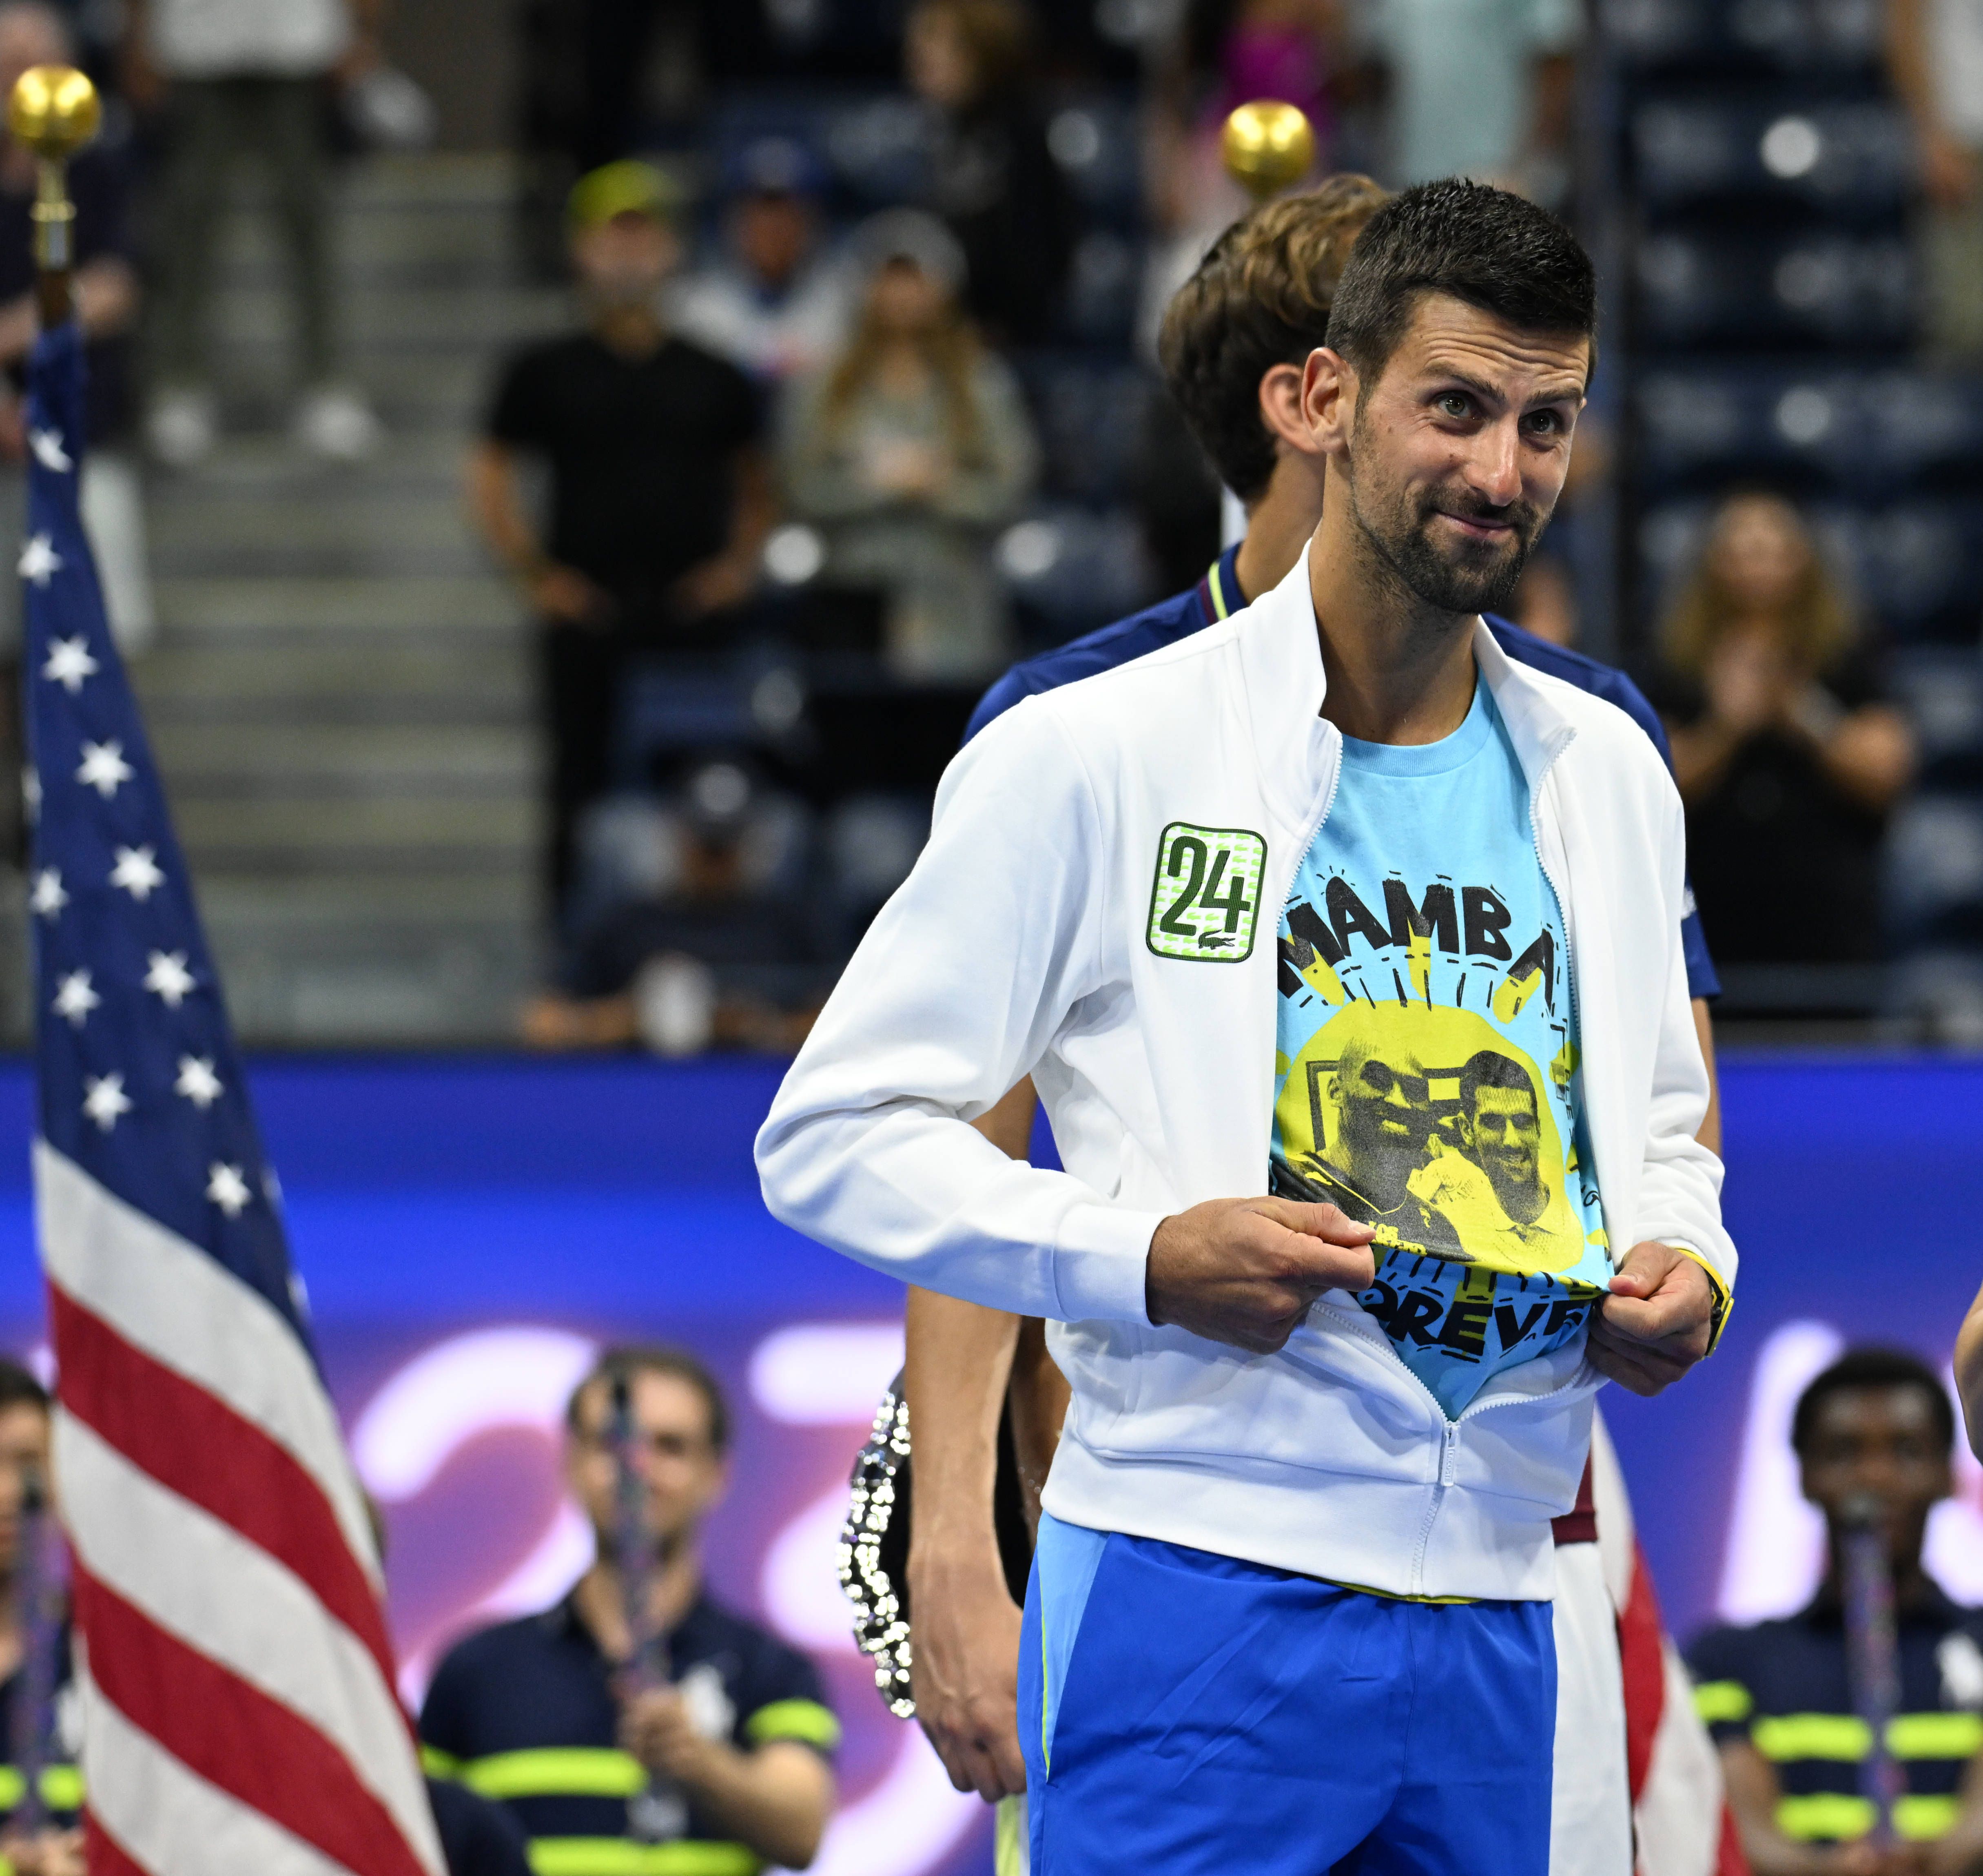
1234;539;1578;835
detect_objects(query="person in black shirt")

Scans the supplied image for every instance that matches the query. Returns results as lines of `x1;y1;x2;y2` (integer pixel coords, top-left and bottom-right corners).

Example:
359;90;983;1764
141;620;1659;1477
420;1344;837;1874
1688;1348;1983;1875
467;160;775;937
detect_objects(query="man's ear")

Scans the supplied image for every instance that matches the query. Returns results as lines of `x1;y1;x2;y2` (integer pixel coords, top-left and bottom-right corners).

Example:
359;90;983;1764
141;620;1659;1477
1258;361;1324;459
1300;346;1356;457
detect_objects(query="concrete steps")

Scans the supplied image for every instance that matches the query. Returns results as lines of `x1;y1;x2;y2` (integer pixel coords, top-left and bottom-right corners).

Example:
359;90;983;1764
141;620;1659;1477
122;152;556;1043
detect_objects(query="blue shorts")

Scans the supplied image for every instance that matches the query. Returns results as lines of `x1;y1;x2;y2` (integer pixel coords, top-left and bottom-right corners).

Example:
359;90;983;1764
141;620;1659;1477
1019;1514;1556;1876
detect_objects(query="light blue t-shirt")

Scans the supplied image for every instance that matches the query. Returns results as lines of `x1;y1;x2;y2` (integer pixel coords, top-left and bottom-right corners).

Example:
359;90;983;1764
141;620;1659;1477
1271;681;1609;1418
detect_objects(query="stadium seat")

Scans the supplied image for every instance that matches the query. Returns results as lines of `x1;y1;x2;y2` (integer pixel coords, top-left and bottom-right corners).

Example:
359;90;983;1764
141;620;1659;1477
1635;229;1915;348
1885;793;1983;949
1611;0;1883;78
1632;99;1912;217
1887;649;1983;786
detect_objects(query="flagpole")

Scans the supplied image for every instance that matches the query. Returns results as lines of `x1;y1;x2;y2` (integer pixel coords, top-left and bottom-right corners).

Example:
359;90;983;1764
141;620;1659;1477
7;64;100;328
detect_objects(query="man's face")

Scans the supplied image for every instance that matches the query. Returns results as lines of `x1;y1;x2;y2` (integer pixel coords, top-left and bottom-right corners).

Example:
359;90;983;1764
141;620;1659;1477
1340;295;1589;617
1468;1084;1542;1207
570;213;679;309
1333;1046;1434;1198
0;1401;50;1579
1799;1384;1952;1572
735;194;812;290
566;1371;727;1561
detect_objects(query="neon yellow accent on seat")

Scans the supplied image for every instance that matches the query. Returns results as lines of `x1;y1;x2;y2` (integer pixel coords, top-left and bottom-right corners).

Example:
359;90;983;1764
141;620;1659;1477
1753;1713;1872;1762
0;1762;83;1812
39;1765;83;1809
1691;1680;1753;1725
743;1699;840;1750
465;1748;648;1799
526;1839;761;1876
1890;1712;1983;1759
421;1745;464;1779
1896;1795;1963;1841
1775;1792;1874;1841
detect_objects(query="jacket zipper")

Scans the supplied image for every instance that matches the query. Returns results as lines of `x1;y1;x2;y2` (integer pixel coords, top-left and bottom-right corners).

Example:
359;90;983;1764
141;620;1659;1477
1318;1298;1594;1593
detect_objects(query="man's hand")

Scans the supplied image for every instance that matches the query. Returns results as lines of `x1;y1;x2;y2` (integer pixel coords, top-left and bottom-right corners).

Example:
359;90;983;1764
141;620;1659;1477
1146;1197;1376;1353
1590;1243;1715;1396
0;1828;87;1876
907;1548;1026;1801
672;552;756;619
530;563;614;629
620;1685;719;1789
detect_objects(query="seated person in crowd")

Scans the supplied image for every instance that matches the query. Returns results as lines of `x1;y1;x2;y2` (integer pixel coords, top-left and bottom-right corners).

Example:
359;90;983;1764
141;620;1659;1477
672;137;852;386
1651;491;1914;973
0;1361;80;1876
468;161;775;943
1689;1348;1983;1874
523;756;822;1054
420;1347;837;1874
780;210;1038;683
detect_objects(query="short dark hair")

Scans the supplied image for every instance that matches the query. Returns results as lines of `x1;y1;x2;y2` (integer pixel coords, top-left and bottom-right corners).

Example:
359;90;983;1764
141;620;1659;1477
1790;1347;1954;1457
1159;174;1389;503
567;1344;730;1455
1324;179;1597;390
1460;1050;1535;1113
0;1359;48;1416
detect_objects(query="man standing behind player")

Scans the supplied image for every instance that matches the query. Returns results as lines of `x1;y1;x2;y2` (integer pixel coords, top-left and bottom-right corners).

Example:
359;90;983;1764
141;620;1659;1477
760;181;1733;1872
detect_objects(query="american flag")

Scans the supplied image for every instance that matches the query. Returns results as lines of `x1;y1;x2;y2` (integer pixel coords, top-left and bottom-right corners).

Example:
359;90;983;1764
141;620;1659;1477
22;320;444;1876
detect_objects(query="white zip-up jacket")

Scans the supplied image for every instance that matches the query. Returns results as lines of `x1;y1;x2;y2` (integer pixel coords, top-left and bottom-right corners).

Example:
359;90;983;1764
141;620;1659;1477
757;549;1735;1601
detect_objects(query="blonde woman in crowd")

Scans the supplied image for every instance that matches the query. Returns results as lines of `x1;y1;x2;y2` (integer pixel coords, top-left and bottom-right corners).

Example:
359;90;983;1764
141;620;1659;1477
1656;489;1914;968
780;211;1039;684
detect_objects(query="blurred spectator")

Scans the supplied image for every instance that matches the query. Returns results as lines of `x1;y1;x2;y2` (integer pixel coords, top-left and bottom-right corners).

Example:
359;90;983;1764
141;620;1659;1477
1888;0;1983;359
525;757;821;1054
1141;2;1338;361
672;137;853;385
468;160;773;939
1654;492;1914;971
0;2;149;654
1687;1348;1983;1874
1359;0;1578;198
780;210;1037;682
127;0;384;463
904;0;1073;345
1509;552;1577;647
419;1347;838;1874
0;1362;82;1876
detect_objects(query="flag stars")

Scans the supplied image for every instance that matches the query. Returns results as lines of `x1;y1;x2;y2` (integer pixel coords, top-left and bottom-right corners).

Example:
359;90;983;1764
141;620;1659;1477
28;869;65;918
29;427;70;473
82;1073;131;1133
111;846;164;902
42;637;96;693
144;950;195;1008
51;970;97;1027
18;533;60;587
77;741;131;800
206;1163;251;1217
175;1056;222;1108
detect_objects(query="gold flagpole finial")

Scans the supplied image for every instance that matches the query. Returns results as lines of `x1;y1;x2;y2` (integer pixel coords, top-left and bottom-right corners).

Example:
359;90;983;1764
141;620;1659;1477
8;65;100;326
1221;100;1316;203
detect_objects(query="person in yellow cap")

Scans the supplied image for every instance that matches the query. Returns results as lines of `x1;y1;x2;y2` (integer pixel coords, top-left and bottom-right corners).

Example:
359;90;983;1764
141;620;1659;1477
467;161;775;990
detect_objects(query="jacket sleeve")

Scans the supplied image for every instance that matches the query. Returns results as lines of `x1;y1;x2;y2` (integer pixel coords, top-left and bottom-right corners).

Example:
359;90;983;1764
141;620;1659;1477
1634;775;1737;1345
755;700;1161;1323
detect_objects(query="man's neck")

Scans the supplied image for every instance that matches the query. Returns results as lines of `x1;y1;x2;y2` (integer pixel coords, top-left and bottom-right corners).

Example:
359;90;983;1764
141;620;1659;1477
1232;452;1326;605
573;1544;701;1665
592;305;667;362
1307;462;1478;746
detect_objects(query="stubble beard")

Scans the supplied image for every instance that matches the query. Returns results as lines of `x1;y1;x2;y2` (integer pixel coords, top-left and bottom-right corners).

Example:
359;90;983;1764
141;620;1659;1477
1344;427;1543;620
